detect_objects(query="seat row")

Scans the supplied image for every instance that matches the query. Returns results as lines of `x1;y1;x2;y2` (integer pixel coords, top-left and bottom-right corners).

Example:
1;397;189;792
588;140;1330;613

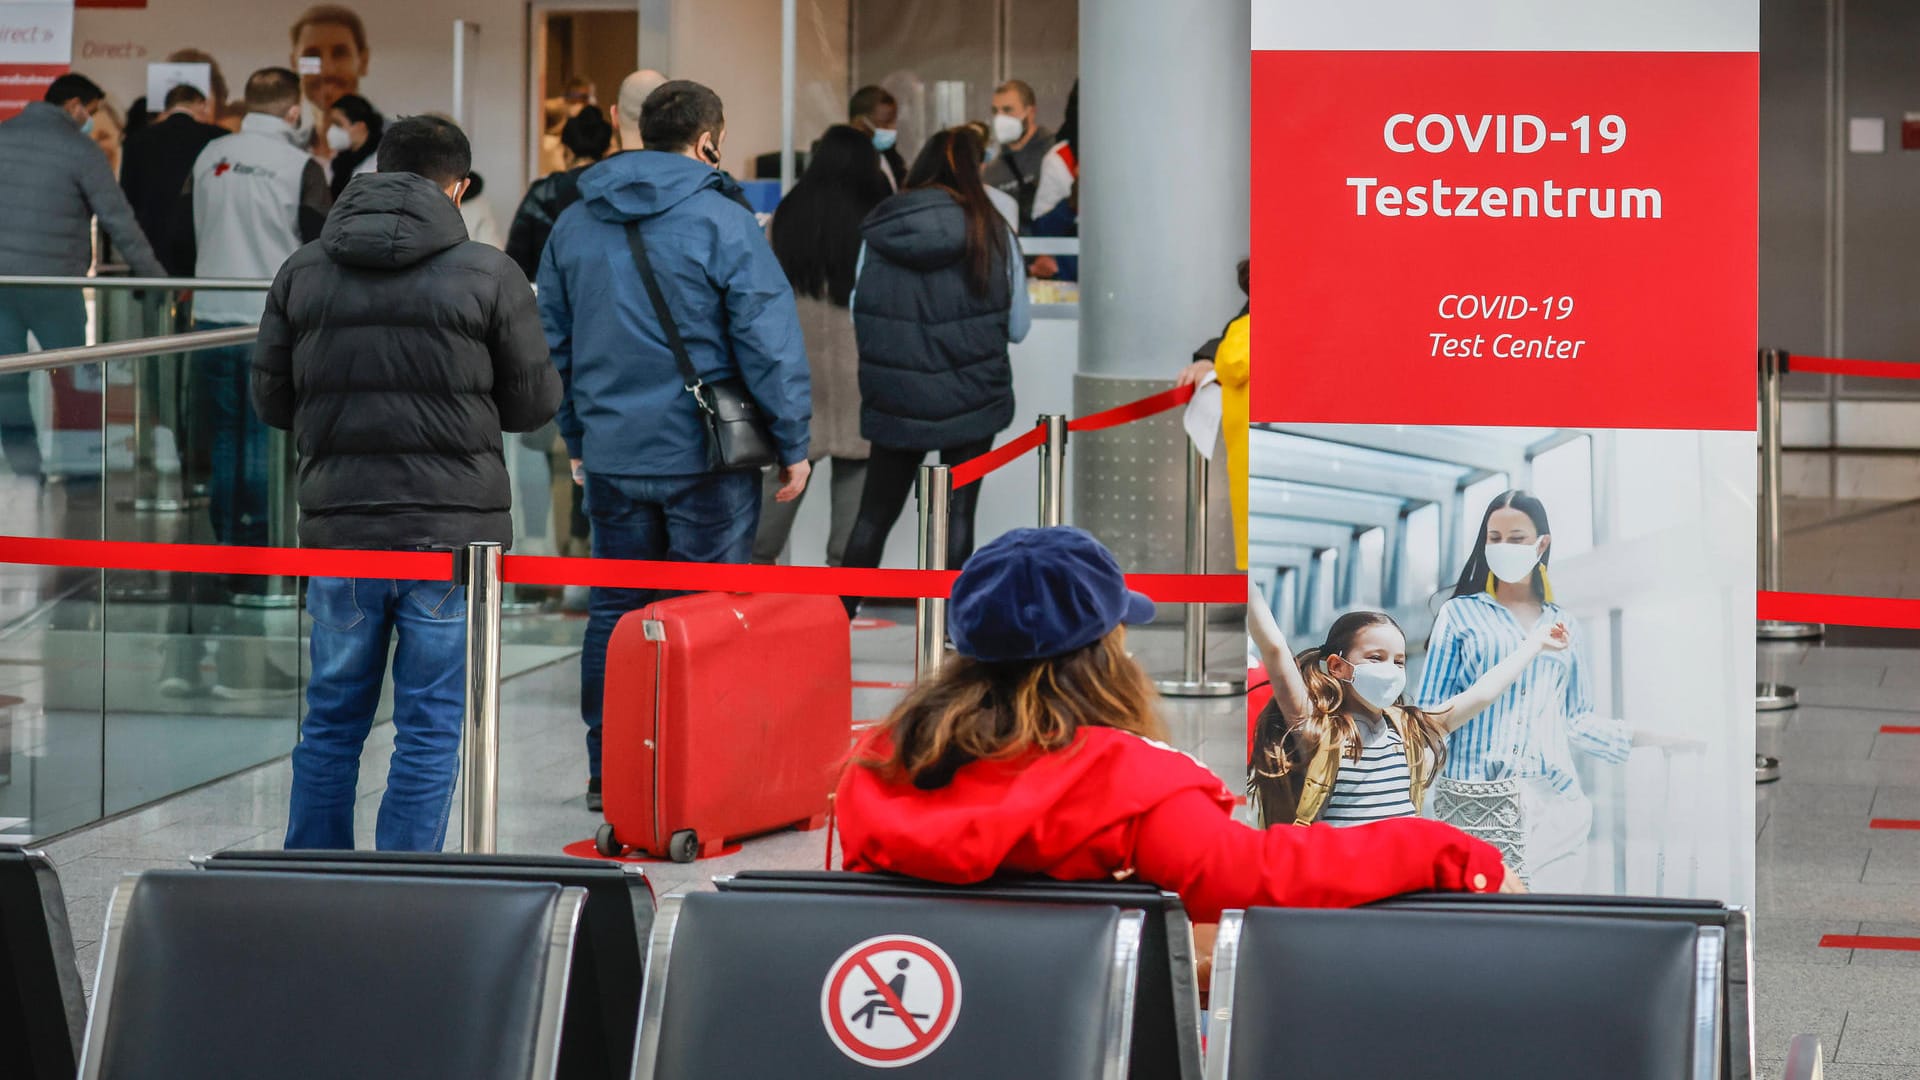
0;846;1814;1080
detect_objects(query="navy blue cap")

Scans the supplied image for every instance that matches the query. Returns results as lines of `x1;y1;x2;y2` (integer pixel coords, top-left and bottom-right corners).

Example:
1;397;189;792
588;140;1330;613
947;527;1156;663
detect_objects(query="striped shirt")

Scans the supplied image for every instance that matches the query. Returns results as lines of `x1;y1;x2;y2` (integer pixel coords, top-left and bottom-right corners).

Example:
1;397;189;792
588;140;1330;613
1415;592;1632;797
1321;716;1419;826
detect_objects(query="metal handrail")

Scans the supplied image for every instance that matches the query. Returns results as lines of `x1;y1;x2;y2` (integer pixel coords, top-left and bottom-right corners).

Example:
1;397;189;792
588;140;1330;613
1018;237;1079;257
0;325;259;376
0;274;274;291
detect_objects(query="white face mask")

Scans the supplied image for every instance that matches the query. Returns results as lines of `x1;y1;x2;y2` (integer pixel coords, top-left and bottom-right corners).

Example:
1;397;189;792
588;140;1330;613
326;125;353;153
1343;660;1405;711
991;113;1025;145
1485;541;1544;585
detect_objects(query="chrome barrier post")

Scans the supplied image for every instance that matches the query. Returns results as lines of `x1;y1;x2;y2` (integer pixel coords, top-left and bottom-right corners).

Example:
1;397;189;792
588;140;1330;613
1155;439;1242;698
461;541;504;853
1757;349;1814;729
915;464;952;680
1755;349;1799;785
1758;348;1822;645
1037;414;1068;527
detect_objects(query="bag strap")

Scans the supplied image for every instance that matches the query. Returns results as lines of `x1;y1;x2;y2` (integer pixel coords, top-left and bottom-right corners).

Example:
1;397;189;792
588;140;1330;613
622;219;702;394
1000;150;1035;231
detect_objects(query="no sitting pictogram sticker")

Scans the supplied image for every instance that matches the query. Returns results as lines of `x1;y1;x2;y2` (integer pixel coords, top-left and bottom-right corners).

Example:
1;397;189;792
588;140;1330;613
820;934;962;1067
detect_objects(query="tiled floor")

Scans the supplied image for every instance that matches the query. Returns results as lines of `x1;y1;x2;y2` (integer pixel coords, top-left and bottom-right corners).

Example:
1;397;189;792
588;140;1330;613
1746;459;1920;1077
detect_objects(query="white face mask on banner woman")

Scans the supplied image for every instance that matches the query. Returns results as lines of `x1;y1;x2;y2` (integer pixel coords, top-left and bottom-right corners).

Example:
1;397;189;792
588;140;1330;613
1484;536;1548;584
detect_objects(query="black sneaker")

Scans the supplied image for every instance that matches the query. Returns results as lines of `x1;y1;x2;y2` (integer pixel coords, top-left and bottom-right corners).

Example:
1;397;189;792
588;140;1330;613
212;643;301;700
158;638;208;698
587;777;603;813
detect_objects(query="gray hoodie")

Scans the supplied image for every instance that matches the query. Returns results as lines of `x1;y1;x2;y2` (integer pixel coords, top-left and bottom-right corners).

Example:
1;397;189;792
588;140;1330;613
0;102;164;278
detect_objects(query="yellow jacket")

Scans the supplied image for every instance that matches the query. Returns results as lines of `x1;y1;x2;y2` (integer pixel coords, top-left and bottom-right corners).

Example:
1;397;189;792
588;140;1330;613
1214;313;1250;570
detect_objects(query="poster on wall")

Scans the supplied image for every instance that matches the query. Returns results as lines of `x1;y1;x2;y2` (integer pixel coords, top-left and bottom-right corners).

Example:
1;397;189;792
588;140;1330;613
0;0;74;121
1247;1;1758;904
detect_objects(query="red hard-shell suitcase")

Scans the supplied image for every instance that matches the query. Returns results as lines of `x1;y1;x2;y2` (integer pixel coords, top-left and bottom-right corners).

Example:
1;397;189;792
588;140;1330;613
594;592;850;862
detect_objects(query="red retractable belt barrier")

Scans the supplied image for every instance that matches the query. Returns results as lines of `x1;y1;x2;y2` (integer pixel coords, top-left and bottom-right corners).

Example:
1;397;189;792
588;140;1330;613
948;426;1046;488
1785;356;1920;380
0;535;453;580
1758;353;1920;628
1066;384;1197;433
0;536;1242;604
0;383;1232;600
1758;590;1920;632
948;383;1198;488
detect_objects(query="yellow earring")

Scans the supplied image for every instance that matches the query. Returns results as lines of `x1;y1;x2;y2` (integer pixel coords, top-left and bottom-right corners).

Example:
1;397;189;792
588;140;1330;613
1485;571;1496;595
1539;566;1554;603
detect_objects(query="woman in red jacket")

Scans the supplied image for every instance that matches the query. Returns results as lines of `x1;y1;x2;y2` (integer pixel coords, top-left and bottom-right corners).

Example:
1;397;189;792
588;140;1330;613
835;526;1519;924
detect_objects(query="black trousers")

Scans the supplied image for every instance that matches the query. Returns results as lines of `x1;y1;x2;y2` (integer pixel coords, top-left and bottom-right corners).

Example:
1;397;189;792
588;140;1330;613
838;438;994;617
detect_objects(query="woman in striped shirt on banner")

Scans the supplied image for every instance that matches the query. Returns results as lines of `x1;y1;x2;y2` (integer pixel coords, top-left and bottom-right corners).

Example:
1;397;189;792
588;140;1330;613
1247;581;1569;833
1416;490;1634;893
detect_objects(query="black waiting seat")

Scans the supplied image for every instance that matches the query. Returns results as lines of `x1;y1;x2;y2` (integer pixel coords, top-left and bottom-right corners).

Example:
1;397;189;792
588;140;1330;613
633;890;1143;1079
718;870;1203;1080
78;869;585;1080
197;851;654;1080
1374;893;1755;1080
0;847;86;1080
1206;904;1724;1080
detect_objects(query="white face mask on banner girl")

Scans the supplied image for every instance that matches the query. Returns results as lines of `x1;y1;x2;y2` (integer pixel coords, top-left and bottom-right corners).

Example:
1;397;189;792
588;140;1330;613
1325;644;1407;711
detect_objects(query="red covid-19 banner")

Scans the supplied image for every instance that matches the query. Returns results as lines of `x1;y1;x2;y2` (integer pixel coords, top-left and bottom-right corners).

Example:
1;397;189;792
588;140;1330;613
1253;49;1757;430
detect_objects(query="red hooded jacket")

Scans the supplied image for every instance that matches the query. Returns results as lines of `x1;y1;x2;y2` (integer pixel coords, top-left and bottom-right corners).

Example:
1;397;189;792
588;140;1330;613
836;725;1506;923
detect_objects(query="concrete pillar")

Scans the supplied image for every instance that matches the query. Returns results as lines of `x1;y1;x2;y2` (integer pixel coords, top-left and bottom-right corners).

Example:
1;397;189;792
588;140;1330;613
1078;0;1250;379
1072;0;1248;583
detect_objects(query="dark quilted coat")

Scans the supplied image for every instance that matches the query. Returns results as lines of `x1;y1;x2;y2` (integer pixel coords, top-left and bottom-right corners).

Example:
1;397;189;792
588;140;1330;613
251;171;561;550
851;187;1014;449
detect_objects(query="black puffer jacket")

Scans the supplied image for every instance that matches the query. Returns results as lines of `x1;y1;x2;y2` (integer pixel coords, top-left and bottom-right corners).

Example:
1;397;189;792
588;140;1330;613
852;188;1014;449
504;165;586;281
252;171;562;550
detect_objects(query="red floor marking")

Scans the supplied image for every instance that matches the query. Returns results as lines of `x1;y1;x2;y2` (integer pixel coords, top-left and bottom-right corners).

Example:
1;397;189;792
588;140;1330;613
1870;819;1920;831
1820;935;1920;952
852;680;910;689
851;618;898;631
1882;725;1920;735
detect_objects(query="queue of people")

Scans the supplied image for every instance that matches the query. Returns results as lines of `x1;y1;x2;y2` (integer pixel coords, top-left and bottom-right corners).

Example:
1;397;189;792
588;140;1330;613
0;48;1528;931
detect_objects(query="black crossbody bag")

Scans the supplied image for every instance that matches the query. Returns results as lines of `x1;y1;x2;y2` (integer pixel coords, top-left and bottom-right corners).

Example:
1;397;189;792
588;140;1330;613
622;219;778;472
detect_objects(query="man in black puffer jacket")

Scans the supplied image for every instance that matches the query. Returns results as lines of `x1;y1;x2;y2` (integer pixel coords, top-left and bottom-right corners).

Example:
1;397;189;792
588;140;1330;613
252;115;561;852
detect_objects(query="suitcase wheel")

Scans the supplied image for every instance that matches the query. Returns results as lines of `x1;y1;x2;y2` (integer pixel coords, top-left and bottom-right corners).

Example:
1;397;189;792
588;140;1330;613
669;829;700;864
594;823;622;858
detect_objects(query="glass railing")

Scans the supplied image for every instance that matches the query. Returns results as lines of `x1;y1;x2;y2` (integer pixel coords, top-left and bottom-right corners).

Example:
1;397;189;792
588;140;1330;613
0;274;589;841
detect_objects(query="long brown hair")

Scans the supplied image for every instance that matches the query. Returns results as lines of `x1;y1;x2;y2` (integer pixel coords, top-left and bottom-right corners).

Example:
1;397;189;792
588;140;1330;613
903;125;1008;297
1254;611;1448;776
863;627;1166;789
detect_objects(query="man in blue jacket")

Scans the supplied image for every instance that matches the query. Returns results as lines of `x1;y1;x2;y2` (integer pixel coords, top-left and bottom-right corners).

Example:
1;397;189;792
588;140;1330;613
538;79;812;810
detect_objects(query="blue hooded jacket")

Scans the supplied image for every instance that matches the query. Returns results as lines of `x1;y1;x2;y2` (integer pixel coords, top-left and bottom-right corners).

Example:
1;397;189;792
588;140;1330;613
537;150;811;474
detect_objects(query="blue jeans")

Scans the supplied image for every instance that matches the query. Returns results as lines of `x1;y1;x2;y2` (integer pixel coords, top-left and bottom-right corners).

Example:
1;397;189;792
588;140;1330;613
580;469;759;778
194;319;269;548
288;576;467;851
0;286;86;477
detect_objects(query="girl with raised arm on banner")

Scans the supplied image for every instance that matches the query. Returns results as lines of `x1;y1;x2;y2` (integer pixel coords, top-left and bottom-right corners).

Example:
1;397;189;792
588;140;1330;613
1247;585;1568;832
1417;490;1633;891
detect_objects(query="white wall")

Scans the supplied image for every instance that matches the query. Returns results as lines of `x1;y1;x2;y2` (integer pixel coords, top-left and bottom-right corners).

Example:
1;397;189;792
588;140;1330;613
671;0;848;178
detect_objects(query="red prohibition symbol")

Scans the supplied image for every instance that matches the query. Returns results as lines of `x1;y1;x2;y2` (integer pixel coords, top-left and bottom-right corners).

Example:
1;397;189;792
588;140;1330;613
820;934;963;1068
